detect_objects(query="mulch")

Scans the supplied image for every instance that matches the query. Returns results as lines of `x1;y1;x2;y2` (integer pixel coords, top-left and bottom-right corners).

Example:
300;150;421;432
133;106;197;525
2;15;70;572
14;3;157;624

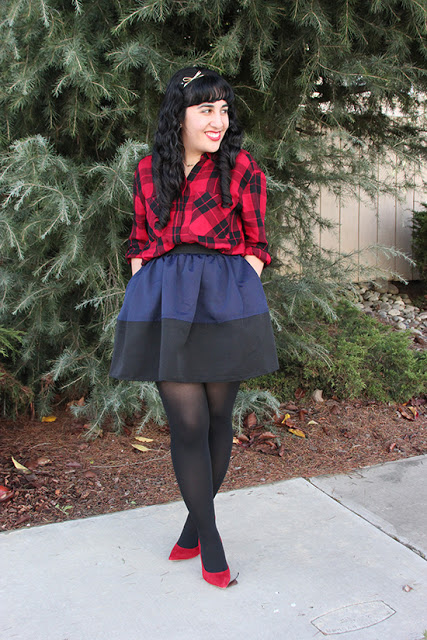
1;395;426;532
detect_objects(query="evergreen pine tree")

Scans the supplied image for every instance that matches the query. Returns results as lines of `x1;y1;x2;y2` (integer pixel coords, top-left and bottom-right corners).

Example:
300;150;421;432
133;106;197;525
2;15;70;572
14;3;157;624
1;0;426;430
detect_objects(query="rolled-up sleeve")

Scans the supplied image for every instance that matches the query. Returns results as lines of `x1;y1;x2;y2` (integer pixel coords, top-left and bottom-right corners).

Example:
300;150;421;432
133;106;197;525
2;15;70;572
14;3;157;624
240;168;271;265
125;169;149;263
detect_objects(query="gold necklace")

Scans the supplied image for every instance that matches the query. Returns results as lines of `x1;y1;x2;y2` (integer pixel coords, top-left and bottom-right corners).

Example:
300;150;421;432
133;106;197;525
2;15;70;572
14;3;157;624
184;157;201;168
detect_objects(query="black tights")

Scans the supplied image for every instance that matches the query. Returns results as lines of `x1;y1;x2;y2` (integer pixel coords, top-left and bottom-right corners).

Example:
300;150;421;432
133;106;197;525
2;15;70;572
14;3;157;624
157;381;240;573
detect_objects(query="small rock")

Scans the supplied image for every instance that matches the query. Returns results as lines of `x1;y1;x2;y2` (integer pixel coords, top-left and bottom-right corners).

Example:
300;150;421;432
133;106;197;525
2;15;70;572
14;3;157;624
372;279;390;294
396;322;407;330
312;389;324;403
389;309;401;316
387;283;400;294
418;311;427;321
379;302;391;312
368;292;381;301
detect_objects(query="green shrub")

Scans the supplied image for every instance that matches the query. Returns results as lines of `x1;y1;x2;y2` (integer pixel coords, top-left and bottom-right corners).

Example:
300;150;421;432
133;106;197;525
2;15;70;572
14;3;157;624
412;203;427;281
0;326;33;415
246;301;427;403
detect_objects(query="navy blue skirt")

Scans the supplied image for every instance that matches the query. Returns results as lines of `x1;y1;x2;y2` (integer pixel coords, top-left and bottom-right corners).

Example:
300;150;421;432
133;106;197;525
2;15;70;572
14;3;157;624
109;244;278;382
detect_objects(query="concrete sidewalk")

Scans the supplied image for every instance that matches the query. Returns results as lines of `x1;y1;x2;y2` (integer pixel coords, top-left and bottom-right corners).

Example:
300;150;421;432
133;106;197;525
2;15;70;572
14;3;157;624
1;456;426;640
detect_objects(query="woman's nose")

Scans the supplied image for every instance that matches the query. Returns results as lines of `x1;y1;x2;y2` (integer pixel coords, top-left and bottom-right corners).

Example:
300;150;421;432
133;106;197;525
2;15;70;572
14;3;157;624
210;111;224;129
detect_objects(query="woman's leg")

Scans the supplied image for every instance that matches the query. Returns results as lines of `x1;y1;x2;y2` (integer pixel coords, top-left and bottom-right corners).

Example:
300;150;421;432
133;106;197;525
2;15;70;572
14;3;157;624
157;381;236;572
172;381;240;551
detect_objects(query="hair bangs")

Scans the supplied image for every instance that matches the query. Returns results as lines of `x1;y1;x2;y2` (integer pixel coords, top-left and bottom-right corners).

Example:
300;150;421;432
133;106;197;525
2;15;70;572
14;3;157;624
184;74;234;108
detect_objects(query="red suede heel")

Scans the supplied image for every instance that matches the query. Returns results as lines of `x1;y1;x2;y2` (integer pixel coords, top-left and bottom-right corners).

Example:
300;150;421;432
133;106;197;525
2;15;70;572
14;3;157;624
169;541;200;561
201;558;231;588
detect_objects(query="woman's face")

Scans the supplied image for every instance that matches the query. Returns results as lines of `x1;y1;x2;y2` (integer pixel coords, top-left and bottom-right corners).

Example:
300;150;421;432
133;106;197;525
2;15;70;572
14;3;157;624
181;100;229;158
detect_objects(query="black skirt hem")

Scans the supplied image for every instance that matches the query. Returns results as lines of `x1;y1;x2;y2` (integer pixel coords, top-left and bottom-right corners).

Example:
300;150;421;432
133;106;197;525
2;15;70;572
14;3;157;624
109;366;279;384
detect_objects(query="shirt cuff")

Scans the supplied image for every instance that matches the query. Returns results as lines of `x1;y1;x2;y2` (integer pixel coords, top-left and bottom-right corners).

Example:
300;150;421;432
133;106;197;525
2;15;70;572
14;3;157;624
244;245;271;265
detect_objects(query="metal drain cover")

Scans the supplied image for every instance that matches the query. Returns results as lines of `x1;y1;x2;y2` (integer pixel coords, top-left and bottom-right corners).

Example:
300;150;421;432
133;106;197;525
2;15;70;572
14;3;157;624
311;600;396;635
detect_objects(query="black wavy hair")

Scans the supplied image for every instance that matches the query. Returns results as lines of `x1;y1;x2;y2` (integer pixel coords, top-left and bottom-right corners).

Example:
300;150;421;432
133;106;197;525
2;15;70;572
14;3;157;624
152;67;243;228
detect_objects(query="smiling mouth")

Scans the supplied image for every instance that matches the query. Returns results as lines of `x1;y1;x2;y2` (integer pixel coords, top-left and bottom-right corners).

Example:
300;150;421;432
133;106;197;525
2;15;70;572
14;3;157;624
205;132;222;141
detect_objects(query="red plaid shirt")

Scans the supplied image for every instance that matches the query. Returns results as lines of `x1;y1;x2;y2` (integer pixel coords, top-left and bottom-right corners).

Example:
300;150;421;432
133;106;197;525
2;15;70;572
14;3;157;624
126;149;271;265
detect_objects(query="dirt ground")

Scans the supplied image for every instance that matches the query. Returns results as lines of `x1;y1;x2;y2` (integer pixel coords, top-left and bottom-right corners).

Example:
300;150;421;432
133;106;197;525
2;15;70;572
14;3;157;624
1;394;426;532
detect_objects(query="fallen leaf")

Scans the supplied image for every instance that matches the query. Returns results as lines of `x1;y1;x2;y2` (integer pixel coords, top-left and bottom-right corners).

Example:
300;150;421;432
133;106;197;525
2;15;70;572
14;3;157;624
295;388;306;400
131;443;150;452
11;456;32;474
84;470;97;479
41;416;57;422
389;442;397;452
288;428;306;439
232;437;240;445
134;436;154;442
402;584;413;592
244;412;257;428
278;444;286;457
307;420;318;426
283;417;296;428
255;443;275;454
282;402;298;411
258;431;277;441
298;409;308;421
26;455;51;470
249;427;264;439
237;434;250;443
25;458;40;471
77;396;85;406
0;485;14;502
397;405;416;420
281;413;291;424
266;440;277;448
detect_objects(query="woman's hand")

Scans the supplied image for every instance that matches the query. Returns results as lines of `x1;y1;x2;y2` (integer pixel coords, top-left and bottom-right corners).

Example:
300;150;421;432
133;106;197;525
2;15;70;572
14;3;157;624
131;258;143;276
244;254;264;277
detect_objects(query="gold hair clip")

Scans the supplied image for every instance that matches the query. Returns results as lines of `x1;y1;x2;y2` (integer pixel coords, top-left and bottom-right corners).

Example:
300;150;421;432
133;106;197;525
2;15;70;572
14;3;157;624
182;70;204;88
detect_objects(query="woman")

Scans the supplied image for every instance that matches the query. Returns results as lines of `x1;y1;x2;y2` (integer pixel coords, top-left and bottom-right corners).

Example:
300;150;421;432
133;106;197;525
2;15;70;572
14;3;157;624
110;67;278;588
